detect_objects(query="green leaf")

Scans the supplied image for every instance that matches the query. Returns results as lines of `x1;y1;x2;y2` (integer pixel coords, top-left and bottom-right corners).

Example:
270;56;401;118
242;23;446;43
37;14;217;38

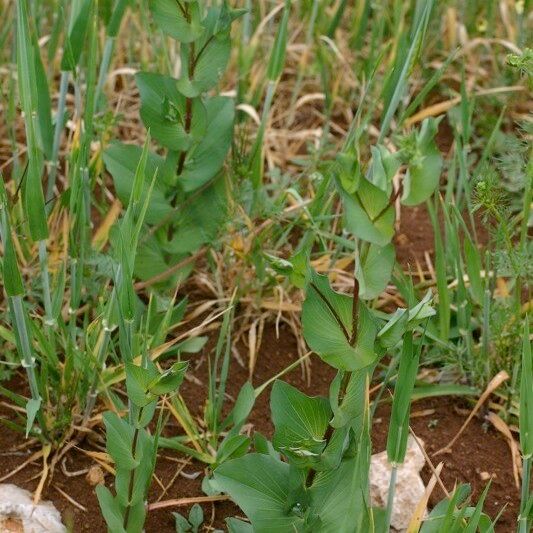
103;411;139;470
213;454;305;533
270;381;331;467
136;72;207;151
16;0;48;242
463;234;483;305
387;332;419;464
61;0;92;71
25;398;41;437
310;401;373;533
267;1;290;81
0;182;24;297
96;485;126;533
148;361;187;395
216;434;251;465
104;142;173;224
125;363;159;407
188;504;203;532
369;145;400;194
401;118;443;206
179;96;234;191
520;320;533;458
338;177;395;246
225;517;253;533
150;0;203;42
301;271;378;371
356;243;395;300
173;511;192;533
166;177;228;254
175;336;208;354
330;368;371;431
174;5;240;97
33;39;53;159
377;291;435;349
221;381;255;430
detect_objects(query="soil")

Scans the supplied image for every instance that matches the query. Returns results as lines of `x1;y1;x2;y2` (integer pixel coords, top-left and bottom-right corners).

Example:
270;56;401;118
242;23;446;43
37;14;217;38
0;324;522;532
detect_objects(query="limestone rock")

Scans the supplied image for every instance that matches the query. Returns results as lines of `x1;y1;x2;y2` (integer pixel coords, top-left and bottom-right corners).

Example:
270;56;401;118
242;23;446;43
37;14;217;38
0;484;65;533
370;436;426;532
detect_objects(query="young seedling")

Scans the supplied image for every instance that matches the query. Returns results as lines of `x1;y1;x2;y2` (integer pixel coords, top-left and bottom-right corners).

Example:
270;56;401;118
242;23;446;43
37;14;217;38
96;358;187;532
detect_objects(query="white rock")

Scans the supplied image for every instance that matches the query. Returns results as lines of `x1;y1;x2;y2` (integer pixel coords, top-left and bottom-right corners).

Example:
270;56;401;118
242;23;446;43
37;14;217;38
370;436;426;532
0;484;65;533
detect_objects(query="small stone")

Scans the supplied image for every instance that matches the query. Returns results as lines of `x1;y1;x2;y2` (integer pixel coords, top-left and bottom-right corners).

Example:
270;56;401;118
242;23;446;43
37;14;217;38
0;484;65;533
479;471;494;481
370;436;426;532
85;465;105;486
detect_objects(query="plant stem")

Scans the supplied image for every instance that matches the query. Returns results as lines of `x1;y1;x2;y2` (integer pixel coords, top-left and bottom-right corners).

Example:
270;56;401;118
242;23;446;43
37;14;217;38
384;465;398;533
123;406;143;530
82;291;116;425
38;239;54;328
10;295;47;438
46;70;68;205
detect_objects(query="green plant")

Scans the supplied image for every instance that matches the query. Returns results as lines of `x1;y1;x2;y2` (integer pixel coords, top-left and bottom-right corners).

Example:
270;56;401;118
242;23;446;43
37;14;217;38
159;302;256;468
420;483;495;532
95;137;190;532
210;9;446;526
173;503;212;533
96;358;187;532
104;0;244;285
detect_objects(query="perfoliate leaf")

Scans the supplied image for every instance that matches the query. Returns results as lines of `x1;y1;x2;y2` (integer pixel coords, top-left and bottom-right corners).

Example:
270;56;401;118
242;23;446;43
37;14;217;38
225;517;253;533
377;291;435;349
173;511;192;533
270;381;331;467
338;177;395;246
216;434;251;466
330;368;372;431
356;243;395;300
213;454;305;533
369;145;400;194
189;503;204;532
125;363;159;407
150;0;203;42
221;381;255;430
333;151;361;195
179;96;234;191
148;361;187;395
302;270;378;371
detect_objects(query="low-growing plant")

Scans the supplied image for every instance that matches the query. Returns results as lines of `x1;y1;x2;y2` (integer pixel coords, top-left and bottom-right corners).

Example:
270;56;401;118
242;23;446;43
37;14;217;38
158;302;256;469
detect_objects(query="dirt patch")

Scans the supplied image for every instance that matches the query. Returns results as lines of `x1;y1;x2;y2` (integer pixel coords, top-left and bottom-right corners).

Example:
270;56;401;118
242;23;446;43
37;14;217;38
0;324;522;532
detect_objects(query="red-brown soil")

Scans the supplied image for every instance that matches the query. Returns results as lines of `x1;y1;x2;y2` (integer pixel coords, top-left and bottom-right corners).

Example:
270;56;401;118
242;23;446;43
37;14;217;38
0;322;522;532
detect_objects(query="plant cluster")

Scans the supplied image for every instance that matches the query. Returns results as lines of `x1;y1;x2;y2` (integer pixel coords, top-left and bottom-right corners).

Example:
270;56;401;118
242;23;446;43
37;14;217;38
0;1;531;532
